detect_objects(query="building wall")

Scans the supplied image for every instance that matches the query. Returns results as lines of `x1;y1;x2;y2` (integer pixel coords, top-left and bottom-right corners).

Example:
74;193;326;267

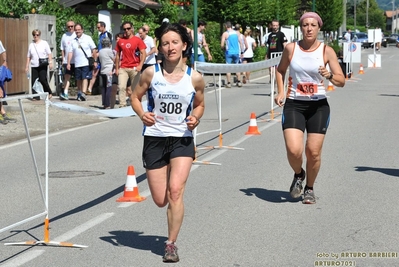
0;18;29;95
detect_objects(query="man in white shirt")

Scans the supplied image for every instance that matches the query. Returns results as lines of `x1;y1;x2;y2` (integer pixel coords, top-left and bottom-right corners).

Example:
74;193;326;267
344;29;352;42
67;23;97;101
59;21;76;100
138;26;156;71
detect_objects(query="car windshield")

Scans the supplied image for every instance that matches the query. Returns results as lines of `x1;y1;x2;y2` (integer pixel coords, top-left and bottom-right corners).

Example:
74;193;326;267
355;33;367;39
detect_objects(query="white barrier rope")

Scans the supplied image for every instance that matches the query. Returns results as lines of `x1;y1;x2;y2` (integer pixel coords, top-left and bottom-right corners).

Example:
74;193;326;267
195;56;281;74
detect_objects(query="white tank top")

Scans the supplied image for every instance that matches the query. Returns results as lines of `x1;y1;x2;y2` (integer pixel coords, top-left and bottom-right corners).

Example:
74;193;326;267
143;64;196;137
287;42;327;101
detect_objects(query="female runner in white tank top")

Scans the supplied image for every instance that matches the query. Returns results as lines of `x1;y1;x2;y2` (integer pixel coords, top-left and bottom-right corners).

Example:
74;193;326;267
131;23;205;262
275;12;345;204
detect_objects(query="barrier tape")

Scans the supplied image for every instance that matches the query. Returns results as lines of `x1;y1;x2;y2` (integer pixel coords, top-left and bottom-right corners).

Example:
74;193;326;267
195;56;281;74
49;100;148;118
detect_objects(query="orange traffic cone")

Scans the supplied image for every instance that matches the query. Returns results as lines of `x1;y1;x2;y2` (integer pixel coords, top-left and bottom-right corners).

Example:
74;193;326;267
117;165;146;202
358;64;364;74
327;80;335;91
245;112;261;135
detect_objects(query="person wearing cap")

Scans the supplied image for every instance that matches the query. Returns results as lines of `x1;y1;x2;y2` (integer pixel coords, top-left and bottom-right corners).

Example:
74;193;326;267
274;12;345;204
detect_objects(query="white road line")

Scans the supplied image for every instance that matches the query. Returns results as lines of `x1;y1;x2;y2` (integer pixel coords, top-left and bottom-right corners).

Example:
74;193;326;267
1;250;45;267
0;121;109;150
1;213;114;266
191;119;279;171
53;212;114;242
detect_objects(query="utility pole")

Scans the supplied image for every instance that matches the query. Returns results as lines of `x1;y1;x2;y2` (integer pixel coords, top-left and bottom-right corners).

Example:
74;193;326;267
366;0;369;28
354;0;356;31
392;0;395;34
312;0;315;12
342;0;347;36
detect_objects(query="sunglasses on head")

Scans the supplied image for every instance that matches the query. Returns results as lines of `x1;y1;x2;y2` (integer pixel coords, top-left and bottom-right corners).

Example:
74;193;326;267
123;27;131;31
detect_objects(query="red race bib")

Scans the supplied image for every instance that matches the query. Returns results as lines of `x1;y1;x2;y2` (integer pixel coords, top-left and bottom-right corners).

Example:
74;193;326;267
296;83;318;96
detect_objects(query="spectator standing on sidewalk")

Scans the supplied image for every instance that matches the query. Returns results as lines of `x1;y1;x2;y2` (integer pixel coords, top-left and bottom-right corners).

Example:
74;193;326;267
221;21;243;88
98;37;114;109
190;20;212;67
242;29;257;84
59;20;76;100
67;23;97;101
115;22;146;108
266;19;287;83
0;40;16;124
26;29;53;100
87;21;113;95
274;12;345;204
138;26;156;72
131;23;205;263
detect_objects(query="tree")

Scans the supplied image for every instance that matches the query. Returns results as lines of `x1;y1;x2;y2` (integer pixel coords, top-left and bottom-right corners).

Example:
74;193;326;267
316;0;344;32
0;0;32;18
356;0;386;29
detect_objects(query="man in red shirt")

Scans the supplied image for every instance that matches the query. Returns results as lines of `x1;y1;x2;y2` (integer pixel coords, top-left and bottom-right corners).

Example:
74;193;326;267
115;22;146;108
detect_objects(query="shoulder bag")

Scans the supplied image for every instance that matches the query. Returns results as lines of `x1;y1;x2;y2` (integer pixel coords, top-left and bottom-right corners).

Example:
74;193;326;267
76;38;95;70
33;44;49;67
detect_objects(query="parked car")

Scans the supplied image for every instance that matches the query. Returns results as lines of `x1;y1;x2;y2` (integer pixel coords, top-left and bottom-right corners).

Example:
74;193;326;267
386;34;399;46
353;32;372;48
339;32;372;48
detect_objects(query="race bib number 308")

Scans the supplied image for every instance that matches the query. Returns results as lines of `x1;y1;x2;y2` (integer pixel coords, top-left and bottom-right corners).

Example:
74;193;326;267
296;83;318;96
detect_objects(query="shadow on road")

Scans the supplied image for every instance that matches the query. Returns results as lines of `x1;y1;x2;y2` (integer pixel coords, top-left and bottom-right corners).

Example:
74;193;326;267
378;94;399;97
100;230;167;256
240;188;301;203
354;166;399;177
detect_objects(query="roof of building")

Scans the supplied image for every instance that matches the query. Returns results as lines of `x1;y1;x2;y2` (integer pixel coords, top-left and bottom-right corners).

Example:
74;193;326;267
59;0;161;14
384;10;399;18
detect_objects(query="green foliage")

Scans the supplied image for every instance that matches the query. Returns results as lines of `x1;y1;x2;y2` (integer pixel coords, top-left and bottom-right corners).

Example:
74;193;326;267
36;0;98;57
203;21;223;63
0;0;32;18
1;0;389;61
253;45;266;62
316;0;344;32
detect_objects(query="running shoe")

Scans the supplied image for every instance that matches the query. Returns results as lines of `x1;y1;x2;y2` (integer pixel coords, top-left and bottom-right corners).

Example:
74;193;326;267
303;188;316;204
60;93;69;100
237;82;243;87
289;168;305;198
163;242;179;263
2;113;16;123
225;82;232;88
79;93;87;101
0;116;8;125
243;76;247;84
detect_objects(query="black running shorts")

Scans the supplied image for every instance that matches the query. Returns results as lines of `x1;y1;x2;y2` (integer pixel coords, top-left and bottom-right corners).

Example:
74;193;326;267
142;136;195;169
282;98;330;134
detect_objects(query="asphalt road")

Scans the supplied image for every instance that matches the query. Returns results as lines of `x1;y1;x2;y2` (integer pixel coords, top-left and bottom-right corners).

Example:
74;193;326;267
1;46;399;267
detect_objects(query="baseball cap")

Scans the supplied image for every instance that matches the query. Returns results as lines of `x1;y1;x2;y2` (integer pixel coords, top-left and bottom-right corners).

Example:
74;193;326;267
162;18;169;23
